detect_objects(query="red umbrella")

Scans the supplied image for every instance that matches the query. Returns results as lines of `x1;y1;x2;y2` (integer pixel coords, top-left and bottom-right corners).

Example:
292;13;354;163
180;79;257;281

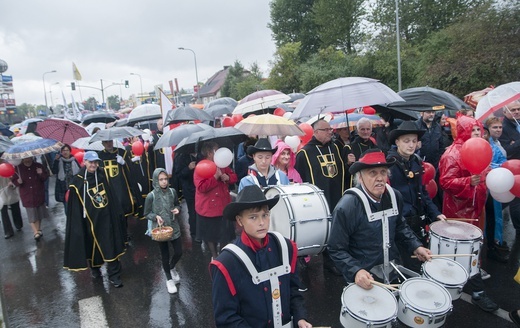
35;118;90;145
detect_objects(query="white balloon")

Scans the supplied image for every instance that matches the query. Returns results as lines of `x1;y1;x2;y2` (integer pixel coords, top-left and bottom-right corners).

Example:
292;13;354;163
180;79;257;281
214;147;233;168
490;190;515;203
8;159;21;166
284;136;300;152
283;112;293;119
486;167;514;193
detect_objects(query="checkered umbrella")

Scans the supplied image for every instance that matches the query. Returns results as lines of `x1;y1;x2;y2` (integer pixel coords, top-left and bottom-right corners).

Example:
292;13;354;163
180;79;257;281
35;118;89;145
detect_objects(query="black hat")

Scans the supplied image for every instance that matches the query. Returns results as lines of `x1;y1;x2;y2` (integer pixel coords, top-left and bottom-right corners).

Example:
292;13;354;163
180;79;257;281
387;121;426;145
223;185;280;221
349;148;396;175
247;138;277;156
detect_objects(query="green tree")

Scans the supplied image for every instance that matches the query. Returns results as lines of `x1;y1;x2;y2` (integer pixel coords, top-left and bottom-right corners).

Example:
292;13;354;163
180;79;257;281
313;0;366;54
298;47;353;92
268;0;321;59
266;42;303;93
107;95;121;110
371;0;488;44
16;103;37;119
222;61;264;100
83;97;97;111
414;3;520;97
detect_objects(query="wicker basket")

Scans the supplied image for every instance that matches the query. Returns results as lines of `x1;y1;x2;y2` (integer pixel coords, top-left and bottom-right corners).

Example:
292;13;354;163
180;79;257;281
151;225;174;242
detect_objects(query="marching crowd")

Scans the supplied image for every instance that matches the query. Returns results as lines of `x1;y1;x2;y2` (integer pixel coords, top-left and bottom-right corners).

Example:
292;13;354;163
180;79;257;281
1;101;520;327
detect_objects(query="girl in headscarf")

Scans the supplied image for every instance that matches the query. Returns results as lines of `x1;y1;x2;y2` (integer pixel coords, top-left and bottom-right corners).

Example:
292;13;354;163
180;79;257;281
271;140;302;183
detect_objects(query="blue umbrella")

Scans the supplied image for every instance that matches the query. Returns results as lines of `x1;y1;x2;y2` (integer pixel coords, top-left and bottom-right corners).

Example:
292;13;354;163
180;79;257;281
1;138;63;160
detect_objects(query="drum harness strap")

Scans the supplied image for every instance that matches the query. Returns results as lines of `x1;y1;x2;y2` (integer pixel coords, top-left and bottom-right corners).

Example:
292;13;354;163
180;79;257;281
223;231;292;328
248;170;282;189
347;185;399;284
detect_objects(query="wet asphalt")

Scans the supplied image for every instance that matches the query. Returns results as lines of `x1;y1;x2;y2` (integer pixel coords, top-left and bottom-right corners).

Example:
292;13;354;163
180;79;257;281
0;177;519;327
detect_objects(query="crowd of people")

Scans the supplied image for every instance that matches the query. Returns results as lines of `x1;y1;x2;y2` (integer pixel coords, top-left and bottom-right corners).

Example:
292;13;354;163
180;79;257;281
1;100;520;327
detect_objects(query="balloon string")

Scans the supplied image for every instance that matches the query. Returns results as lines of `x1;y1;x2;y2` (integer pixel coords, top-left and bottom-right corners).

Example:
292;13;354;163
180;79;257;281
472;187;477;207
139;161;144;176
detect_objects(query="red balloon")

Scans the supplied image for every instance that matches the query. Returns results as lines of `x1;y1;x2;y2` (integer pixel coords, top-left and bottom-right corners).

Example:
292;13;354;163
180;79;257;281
273;107;286;116
132;141;144;156
299;123;313;144
502;160;520;175
345;108;356;114
232;114;244;124
70;147;80;156
510;175;520;198
460;138;492;174
422;162;435;184
222;117;235;127
74;151;85;165
144;141;149;151
195;159;217;179
363;106;376;115
425;180;438;199
0;163;15;178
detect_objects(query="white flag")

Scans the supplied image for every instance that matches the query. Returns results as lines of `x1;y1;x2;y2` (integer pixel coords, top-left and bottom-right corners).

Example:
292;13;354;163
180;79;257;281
160;89;175;174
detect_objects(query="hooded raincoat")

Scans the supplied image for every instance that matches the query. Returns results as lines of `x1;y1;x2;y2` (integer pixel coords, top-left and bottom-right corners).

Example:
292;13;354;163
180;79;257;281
271;141;302;183
144;168;181;240
439;116;488;220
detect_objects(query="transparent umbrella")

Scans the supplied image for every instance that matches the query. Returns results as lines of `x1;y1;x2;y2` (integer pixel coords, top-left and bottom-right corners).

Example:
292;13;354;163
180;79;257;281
475;81;520;122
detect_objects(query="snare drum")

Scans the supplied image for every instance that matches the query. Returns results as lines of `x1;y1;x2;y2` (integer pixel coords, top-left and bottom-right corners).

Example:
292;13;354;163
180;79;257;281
265;183;331;256
398;277;452;328
422;258;468;300
429;220;483;277
340;283;397;328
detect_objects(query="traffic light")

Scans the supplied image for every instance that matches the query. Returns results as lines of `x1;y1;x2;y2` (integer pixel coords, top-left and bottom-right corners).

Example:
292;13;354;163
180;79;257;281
125;80;129;88
71;82;76;91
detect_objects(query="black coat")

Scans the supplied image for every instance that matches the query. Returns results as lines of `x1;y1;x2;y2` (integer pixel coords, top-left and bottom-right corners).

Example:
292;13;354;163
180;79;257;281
415;118;444;167
499;118;520;159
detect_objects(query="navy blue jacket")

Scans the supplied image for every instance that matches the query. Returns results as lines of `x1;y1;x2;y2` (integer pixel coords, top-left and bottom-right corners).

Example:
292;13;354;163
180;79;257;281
500;118;520;159
210;232;307;328
415;118;444;167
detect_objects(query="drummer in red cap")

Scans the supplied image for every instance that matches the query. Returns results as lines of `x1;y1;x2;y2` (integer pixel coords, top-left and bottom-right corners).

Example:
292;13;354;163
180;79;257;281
328;149;431;289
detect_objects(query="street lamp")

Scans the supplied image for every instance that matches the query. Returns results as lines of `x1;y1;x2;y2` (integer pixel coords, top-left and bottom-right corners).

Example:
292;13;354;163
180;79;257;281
42;70;57;114
49;82;60;109
178;47;200;102
395;0;402;91
130;72;143;102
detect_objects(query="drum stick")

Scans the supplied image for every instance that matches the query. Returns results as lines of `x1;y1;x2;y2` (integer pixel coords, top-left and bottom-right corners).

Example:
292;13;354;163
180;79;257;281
411;254;474;258
370;280;399;291
445;218;478;222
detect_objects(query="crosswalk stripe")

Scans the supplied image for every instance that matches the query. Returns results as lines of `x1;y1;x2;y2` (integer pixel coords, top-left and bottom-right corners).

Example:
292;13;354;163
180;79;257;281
79;296;109;328
460;292;513;323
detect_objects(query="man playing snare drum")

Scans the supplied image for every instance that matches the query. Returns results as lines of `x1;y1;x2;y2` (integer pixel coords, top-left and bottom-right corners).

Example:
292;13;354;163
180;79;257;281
328;149;432;289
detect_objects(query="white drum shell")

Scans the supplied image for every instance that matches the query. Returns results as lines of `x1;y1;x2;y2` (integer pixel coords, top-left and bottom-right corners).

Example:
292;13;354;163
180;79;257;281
397;278;452;328
429;221;483;277
340;284;397;328
265;183;331;256
422;258;468;300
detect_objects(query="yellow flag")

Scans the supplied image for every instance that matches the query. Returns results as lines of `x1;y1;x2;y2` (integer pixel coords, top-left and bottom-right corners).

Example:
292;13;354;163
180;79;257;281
72;62;82;81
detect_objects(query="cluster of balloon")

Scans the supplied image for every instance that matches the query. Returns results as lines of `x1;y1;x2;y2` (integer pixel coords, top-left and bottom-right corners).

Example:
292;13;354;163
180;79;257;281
0;162;15;178
298;123;313;145
232;114;243;124
487;159;520;203
222;117;235;127
422;162;437;198
363;106;376;115
195;159;217;179
273;107;286;117
284;135;300;152
214;148;233;168
132;140;144;156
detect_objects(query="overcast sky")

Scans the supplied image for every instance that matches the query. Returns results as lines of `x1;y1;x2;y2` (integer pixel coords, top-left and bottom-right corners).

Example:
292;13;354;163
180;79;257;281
1;0;276;106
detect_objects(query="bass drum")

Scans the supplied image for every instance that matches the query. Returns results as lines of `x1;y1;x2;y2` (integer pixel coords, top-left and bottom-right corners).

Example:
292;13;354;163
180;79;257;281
265;183;331;256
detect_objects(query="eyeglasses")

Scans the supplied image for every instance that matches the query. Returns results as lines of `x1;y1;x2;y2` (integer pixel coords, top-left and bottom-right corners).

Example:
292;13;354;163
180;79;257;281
316;128;333;132
509;108;520;112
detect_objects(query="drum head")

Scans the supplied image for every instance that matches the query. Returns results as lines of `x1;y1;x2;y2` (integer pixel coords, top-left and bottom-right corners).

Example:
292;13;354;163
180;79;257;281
430;220;482;240
400;278;452;314
423;258;468;286
342;284;397;322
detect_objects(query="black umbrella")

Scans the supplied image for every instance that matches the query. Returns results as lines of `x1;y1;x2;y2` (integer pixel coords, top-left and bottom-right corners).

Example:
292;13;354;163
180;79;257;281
204;97;238;109
89;127;143;143
164;105;214;125
154;123;212;150
114;118;130;127
174;127;247;154
82;112;118;125
387;86;471;112
204;104;235;118
373;104;419;121
287;92;305;102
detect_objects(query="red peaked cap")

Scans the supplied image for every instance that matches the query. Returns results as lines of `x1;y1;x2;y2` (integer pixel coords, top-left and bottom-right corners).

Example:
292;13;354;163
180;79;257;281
349;149;396;175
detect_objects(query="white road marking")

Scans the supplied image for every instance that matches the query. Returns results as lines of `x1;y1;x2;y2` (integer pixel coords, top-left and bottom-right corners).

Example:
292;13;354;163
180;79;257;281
79;296;109;328
460;292;512;323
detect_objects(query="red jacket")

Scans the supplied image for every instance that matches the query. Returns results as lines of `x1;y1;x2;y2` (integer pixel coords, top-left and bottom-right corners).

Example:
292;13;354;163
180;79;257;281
12;161;49;208
439;116;488;220
194;166;237;218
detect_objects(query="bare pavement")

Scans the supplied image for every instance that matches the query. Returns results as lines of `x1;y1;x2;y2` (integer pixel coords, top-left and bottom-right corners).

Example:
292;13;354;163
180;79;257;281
0;177;519;327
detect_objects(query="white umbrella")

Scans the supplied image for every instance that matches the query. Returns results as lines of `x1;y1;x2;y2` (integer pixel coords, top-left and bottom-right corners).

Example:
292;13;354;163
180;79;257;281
72;137;125;151
234;114;304;137
233;90;291;115
475;81;520;122
290;77;404;120
85;123;106;135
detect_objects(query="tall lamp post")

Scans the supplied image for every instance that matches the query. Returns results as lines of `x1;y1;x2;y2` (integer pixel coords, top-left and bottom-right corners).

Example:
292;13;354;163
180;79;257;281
42;70;57;115
178;47;200;102
130;72;143;103
395;0;402;91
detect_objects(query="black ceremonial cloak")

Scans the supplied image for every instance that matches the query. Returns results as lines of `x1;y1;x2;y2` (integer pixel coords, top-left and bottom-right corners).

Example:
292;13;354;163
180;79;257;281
63;167;126;270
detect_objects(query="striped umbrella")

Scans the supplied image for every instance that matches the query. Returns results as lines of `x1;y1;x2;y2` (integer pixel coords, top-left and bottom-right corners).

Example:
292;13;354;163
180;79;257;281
234;114;304;137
